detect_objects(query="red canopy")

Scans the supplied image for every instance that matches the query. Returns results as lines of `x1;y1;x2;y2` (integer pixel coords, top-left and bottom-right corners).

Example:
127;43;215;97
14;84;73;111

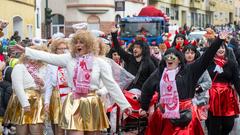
138;6;170;21
138;6;164;17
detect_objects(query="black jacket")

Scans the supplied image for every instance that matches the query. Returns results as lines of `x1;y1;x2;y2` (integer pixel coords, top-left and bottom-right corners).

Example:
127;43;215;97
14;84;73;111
207;59;240;94
140;37;224;111
111;32;156;90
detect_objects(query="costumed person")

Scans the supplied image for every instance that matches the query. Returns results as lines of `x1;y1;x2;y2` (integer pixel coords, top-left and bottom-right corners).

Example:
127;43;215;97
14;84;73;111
111;29;156;91
182;45;212;122
4;45;48;135
96;38;135;133
150;42;162;61
159;41;170;55
162;33;172;45
106;48;123;66
206;41;240;135
171;33;187;51
44;38;71;135
149;42;161;67
14;30;132;135
139;31;229;135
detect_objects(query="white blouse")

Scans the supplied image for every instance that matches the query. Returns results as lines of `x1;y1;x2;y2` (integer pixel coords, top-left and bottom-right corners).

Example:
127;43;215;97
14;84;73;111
11;64;47;107
44;64;71;104
25;48;131;110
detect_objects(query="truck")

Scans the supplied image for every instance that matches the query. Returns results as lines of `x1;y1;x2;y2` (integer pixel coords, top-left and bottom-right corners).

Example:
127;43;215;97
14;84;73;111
119;16;169;45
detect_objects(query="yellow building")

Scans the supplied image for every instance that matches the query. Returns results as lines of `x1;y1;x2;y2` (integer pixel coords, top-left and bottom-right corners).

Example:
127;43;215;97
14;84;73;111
0;0;35;39
213;0;234;25
234;0;240;25
150;0;214;27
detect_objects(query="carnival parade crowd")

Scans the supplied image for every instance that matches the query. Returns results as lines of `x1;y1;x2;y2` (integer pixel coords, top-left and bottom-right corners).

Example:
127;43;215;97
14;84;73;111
0;20;240;135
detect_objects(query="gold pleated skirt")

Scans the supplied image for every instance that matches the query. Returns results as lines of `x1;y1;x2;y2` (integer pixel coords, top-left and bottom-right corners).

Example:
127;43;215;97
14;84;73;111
49;89;62;124
60;92;109;131
3;89;45;125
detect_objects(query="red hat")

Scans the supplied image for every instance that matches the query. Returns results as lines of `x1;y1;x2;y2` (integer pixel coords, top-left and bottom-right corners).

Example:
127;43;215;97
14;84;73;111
191;40;197;46
167;33;172;39
184;40;189;45
164;41;171;49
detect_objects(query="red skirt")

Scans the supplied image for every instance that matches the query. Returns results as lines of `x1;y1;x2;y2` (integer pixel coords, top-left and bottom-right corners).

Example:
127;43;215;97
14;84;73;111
194;105;209;120
145;99;204;135
209;82;240;116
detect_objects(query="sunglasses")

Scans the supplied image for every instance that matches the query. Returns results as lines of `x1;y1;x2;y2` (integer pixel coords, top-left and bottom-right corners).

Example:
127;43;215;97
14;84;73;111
164;54;178;61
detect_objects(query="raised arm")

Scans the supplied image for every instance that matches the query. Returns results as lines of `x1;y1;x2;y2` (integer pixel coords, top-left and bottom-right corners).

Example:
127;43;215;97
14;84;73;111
111;31;132;64
99;58;131;111
190;37;225;83
25;47;70;67
140;69;160;111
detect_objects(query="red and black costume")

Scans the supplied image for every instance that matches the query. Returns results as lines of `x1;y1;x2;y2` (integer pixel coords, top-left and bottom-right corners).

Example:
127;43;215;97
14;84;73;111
206;50;240;135
140;37;224;135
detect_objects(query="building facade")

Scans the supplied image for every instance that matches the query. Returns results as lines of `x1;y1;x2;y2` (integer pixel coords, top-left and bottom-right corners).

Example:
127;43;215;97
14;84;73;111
213;0;234;25
150;0;236;27
0;0;35;39
42;0;147;38
152;0;192;27
234;0;240;25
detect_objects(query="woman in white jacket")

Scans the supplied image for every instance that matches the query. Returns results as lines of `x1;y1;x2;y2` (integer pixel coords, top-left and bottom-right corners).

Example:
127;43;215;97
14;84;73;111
4;45;48;135
16;30;132;135
44;38;71;135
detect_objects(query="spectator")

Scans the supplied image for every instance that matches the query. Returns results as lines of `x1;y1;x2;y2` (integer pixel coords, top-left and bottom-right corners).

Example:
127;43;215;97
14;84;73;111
10;31;21;43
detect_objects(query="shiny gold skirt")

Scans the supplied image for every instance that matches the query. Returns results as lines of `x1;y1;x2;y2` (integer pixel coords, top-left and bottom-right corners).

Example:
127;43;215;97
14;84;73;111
3;89;45;125
60;92;109;131
49;89;62;124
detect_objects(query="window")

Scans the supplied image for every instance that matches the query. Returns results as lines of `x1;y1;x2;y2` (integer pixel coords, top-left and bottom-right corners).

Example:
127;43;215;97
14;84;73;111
239;8;240;17
175;10;179;20
13;16;23;39
194;13;199;26
191;12;194;26
199;13;201;27
170;8;179;20
202;14;205;27
87;15;100;30
51;14;64;35
27;25;33;38
235;7;238;17
115;14;121;27
166;8;170;16
219;12;223;18
36;8;40;29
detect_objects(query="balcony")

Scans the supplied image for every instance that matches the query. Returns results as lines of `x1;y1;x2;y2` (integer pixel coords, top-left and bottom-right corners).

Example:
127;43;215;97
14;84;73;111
190;1;202;9
206;0;216;12
171;0;182;6
206;5;215;12
66;0;114;14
